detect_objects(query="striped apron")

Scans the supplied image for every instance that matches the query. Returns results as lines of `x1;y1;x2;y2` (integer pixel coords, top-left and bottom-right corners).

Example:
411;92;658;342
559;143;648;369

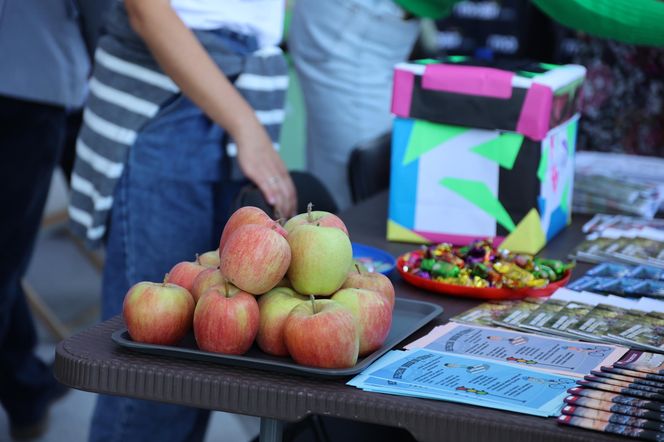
68;3;288;248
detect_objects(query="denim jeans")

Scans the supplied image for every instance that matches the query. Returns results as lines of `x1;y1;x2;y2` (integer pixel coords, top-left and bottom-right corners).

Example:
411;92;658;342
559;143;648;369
89;33;254;442
288;0;420;210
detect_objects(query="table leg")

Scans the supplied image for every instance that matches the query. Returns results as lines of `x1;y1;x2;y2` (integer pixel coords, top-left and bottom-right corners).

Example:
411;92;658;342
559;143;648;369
259;417;283;442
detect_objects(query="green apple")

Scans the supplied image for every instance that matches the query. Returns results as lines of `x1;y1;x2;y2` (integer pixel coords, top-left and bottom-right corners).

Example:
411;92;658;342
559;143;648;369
287;224;353;295
197;250;220;268
283;202;348;235
256;287;308;356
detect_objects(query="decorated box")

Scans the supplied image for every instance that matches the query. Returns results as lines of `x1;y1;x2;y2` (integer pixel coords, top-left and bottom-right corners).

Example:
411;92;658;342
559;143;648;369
391;58;585;141
387;114;579;254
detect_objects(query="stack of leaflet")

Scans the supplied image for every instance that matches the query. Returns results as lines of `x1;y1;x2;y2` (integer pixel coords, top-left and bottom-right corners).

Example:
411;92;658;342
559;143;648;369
558;351;664;440
451;285;664;353
569;263;664;300
570;214;664;269
348;322;626;417
573;152;664;219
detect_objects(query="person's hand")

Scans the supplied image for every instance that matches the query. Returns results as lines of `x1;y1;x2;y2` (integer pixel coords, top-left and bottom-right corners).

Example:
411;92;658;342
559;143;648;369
235;125;297;218
122;1;297;218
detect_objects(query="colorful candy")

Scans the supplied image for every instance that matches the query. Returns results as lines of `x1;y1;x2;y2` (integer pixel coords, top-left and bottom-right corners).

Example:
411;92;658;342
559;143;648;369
401;239;573;289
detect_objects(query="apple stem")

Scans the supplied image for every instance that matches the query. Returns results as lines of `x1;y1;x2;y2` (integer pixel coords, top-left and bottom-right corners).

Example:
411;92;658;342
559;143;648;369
224;280;230;298
195;253;200;264
163;273;169;286
309;294;317;314
306;202;313;223
355;263;362;275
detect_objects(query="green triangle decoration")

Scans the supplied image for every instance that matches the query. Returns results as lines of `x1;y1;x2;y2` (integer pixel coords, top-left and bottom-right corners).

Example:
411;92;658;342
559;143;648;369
566;119;578;159
440;178;516;232
470;133;524;170
403;120;467;165
561;179;570;213
561;178;571;223
537;148;549;182
387;220;431;244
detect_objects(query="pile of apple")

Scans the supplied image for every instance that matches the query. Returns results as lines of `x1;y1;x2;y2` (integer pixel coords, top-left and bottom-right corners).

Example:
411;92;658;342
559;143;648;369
122;204;395;369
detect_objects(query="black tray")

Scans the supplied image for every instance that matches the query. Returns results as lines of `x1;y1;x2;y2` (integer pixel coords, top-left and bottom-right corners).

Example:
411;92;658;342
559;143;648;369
112;298;442;378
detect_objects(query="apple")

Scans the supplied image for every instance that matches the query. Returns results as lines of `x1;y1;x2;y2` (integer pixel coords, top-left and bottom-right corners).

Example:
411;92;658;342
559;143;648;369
166;257;208;292
191;267;231;303
331;288;392;356
198;250;220;268
287;224;353;295
219;223;291;295
123;280;195;345
193;284;259;355
284;297;359;368
284;202;348;235
219;206;287;254
275;277;293;289
256;287;308;356
341;264;395;308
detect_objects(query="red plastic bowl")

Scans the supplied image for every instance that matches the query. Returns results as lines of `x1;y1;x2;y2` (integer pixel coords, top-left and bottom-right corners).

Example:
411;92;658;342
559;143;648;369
396;251;571;300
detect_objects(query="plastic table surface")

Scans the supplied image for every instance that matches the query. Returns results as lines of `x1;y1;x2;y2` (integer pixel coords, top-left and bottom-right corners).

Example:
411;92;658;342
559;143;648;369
54;192;626;442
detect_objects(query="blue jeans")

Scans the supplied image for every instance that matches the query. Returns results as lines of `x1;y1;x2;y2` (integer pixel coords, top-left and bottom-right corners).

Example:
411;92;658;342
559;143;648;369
288;0;420;210
89;42;252;442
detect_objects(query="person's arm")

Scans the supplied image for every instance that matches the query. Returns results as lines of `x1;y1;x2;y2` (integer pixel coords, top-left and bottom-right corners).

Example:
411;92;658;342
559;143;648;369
124;0;297;217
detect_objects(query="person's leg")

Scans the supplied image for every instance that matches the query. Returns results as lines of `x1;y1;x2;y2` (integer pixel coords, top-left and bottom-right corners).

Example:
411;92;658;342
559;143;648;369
288;0;420;210
0;95;68;438
89;95;237;442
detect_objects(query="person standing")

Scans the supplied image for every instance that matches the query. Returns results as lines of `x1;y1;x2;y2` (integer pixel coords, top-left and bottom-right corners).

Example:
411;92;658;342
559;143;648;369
288;0;457;210
67;1;296;440
0;1;90;439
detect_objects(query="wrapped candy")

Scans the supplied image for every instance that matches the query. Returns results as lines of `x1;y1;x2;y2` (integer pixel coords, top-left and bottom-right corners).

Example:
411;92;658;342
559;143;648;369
402;239;573;289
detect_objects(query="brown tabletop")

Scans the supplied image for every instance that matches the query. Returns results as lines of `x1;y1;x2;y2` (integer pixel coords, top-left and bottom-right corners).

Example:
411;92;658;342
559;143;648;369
55;191;625;442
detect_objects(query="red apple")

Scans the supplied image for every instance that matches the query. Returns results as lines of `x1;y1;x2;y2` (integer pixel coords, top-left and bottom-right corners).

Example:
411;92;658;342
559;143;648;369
166;257;208;292
220;223;291;295
331;288;392;356
284;297;359;368
123;280;195;345
219;206;287;254
191;268;231;303
284;202;348;235
341;264;395;309
287;224;353;296
193;285;259;355
198;250;220;268
257;287;308;356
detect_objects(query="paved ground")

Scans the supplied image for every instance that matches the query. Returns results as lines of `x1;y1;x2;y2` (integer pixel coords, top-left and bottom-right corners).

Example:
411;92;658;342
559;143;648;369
0;170;260;441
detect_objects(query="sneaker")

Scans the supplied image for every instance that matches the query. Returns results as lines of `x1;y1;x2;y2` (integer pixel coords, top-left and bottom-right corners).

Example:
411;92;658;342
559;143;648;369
9;381;70;440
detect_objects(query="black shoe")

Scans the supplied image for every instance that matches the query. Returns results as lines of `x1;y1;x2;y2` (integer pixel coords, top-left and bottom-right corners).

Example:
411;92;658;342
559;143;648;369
9;381;70;440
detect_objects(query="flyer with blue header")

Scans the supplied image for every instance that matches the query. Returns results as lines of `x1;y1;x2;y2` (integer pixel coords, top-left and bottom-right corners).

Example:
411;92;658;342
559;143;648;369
348;348;575;416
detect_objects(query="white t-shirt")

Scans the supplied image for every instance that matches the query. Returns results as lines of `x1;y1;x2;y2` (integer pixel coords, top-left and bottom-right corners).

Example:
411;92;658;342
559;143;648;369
170;0;284;48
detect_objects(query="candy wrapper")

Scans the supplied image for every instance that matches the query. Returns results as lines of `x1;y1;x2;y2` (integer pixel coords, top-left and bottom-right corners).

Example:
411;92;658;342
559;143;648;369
399;239;572;291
